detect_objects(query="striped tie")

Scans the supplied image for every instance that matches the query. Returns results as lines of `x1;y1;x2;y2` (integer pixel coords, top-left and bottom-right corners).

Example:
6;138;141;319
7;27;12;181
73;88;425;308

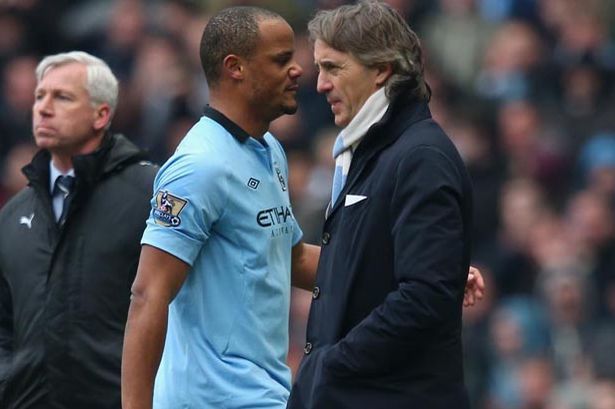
55;175;75;225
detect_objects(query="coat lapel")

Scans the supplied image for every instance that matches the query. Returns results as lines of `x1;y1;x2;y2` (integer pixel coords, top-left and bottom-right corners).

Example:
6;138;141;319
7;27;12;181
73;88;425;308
324;100;432;222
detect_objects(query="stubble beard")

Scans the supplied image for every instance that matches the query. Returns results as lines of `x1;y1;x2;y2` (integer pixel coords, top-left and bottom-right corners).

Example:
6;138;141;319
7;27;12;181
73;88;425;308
251;79;299;121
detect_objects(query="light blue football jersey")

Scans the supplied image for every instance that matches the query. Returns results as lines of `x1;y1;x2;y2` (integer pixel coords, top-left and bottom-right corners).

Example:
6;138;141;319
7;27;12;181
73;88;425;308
141;107;303;409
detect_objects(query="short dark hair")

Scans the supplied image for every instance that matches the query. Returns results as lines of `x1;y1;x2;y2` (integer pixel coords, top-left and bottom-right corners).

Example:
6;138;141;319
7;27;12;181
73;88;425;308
308;0;429;101
200;6;282;87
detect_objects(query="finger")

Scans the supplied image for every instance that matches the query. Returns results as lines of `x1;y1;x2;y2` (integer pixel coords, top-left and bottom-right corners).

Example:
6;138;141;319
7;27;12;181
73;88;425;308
475;272;486;297
467;273;476;285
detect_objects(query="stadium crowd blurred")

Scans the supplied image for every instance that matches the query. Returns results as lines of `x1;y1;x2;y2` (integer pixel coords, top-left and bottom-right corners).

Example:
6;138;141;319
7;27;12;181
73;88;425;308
0;0;614;408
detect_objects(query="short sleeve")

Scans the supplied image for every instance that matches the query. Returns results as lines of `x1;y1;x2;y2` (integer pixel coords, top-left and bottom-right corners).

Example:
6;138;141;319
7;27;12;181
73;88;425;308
141;152;228;266
291;214;303;246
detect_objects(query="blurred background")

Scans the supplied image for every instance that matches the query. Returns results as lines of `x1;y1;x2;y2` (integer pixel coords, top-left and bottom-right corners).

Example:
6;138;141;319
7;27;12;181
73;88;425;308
1;0;614;407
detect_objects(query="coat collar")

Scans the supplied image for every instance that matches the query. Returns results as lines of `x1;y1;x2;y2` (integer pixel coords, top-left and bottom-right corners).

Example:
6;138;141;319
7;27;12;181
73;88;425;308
23;133;147;196
326;93;432;220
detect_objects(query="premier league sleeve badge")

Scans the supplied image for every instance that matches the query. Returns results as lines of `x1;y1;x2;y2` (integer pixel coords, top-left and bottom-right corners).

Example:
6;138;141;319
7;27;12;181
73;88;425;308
153;190;188;227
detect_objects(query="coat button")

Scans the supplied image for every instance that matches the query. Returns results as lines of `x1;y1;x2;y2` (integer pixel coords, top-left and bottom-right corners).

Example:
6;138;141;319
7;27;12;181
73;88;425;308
304;342;313;355
321;232;331;245
312;286;320;300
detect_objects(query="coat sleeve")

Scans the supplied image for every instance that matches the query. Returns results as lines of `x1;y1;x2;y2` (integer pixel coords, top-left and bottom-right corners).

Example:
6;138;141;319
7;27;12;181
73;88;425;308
0;268;13;400
325;145;470;376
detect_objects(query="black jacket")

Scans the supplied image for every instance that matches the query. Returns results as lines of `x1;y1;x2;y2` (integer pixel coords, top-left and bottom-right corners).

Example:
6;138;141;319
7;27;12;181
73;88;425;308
0;134;157;409
288;96;473;409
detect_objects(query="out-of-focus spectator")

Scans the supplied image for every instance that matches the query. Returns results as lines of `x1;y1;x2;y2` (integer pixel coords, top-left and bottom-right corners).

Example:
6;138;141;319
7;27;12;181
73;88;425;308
446;112;503;259
565;190;615;320
497;99;570;198
291;33;334;145
540;270;593;380
0;11;28;63
304;126;335;205
475;21;550;101
517;357;555;409
155;0;204;41
477;0;539;24
421;0;494;92
486;297;551;409
555;59;615;150
551;8;615;72
578;133;615;195
291;127;335;244
120;31;197;163
383;0;436;27
0;53;37;163
527;213;579;275
589;380;615;409
588;324;615;381
154;0;210;120
0;143;36;208
270;109;310;150
490;178;548;296
103;0;147;78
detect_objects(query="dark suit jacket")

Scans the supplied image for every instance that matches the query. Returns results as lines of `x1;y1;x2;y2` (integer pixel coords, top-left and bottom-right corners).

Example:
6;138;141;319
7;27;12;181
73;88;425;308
288;95;473;409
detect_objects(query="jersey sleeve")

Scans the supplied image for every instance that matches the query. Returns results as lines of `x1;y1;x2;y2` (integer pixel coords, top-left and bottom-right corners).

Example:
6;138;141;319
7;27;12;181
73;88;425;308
141;152;228;266
291;212;303;246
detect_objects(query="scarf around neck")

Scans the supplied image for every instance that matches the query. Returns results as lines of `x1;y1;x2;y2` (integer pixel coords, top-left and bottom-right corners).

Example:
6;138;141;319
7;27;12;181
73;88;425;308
331;87;390;205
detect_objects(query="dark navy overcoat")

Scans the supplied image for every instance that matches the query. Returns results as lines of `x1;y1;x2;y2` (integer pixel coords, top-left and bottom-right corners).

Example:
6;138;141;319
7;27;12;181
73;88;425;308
288;94;473;409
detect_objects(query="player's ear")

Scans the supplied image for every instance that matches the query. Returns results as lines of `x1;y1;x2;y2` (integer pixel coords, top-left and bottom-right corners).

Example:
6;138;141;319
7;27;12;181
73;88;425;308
223;54;245;81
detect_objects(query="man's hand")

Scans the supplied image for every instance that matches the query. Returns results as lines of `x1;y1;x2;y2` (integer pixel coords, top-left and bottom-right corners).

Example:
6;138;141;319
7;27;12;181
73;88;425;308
463;266;485;307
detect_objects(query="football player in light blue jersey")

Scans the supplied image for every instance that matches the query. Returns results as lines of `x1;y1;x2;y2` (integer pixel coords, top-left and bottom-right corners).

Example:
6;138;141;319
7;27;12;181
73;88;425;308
121;6;484;409
121;7;319;409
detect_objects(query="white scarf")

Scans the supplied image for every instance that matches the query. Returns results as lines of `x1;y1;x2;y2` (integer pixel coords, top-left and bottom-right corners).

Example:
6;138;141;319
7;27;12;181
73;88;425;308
331;87;389;205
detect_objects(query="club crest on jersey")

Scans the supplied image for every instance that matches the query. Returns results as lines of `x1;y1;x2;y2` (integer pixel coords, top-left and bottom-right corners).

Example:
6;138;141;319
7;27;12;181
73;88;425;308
273;163;287;191
153;190;188;227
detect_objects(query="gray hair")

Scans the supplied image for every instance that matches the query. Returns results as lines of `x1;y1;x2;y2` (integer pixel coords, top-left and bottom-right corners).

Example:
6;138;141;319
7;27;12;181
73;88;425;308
308;0;430;101
200;6;283;87
36;51;119;125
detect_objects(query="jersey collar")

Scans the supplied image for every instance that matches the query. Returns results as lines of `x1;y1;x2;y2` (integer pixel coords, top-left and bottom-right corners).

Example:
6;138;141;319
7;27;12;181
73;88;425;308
203;106;250;143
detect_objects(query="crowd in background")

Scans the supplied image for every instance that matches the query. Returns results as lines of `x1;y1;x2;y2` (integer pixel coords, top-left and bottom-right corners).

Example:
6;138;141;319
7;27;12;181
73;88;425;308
0;0;614;408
